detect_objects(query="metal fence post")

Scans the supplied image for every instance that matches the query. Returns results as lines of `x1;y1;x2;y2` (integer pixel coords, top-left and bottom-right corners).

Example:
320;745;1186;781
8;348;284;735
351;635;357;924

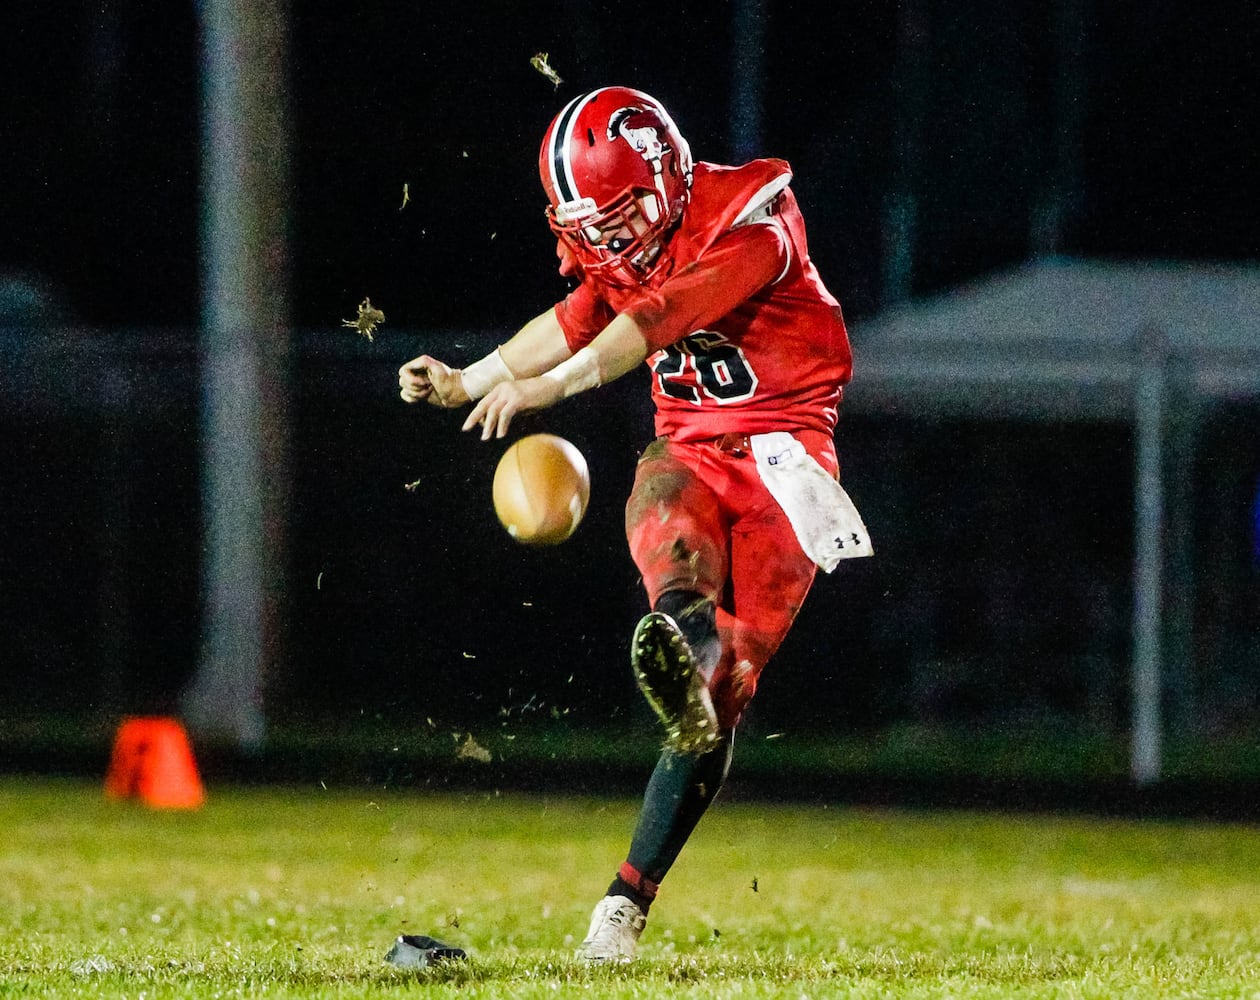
1131;325;1167;786
184;0;292;749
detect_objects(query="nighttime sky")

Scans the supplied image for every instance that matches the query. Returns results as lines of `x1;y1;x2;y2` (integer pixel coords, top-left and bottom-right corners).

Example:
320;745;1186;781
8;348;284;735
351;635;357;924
2;0;1256;331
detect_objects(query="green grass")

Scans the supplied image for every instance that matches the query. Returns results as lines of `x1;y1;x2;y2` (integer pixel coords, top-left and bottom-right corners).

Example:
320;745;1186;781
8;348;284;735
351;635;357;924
2;778;1260;998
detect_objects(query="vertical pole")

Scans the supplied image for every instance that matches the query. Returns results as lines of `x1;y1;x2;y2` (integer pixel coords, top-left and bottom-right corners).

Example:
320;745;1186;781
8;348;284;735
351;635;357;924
730;0;767;161
185;0;292;749
1131;326;1167;786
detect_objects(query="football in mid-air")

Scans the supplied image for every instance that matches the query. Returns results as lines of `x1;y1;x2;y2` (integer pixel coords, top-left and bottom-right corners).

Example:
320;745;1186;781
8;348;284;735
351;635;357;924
492;433;590;545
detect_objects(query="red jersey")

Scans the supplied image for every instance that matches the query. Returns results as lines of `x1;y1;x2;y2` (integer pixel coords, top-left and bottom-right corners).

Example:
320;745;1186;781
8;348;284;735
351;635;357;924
553;158;852;442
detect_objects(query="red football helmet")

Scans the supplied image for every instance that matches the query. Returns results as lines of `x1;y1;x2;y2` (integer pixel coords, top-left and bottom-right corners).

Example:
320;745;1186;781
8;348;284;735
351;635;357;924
539;87;693;286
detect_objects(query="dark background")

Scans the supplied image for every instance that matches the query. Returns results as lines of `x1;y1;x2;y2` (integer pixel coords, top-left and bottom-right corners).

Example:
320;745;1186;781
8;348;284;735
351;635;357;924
1;1;1258;796
5;0;1257;328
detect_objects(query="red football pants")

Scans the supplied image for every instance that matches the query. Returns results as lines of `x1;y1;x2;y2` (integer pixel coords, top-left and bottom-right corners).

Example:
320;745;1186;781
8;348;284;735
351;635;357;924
624;430;837;728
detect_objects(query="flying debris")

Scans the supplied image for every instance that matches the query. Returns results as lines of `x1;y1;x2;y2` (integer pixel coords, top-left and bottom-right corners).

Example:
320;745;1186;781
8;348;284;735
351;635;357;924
530;52;563;89
342;298;385;341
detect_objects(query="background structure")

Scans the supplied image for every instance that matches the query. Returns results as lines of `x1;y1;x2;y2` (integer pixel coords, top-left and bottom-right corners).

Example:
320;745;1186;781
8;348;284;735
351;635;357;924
1;1;1257;803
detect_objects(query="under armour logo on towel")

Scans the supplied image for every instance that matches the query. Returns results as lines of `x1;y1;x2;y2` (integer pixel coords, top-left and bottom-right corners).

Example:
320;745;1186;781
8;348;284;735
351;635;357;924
750;431;873;572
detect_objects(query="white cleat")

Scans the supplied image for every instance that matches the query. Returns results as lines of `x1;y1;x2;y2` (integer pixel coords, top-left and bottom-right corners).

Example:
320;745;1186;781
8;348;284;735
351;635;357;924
575;894;646;963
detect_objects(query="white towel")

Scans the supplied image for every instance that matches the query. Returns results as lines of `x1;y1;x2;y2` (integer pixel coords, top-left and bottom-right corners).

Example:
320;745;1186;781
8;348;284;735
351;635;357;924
750;432;873;573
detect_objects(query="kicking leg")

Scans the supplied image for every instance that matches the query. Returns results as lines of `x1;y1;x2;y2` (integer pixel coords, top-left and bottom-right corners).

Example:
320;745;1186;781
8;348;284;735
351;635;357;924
623;440;729;754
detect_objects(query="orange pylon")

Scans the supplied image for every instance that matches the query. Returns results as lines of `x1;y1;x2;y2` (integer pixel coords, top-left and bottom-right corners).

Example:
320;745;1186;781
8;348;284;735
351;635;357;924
104;717;206;809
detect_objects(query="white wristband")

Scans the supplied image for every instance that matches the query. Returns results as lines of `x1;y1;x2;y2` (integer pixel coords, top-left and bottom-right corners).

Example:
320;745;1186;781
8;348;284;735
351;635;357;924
459;348;514;401
540;346;602;399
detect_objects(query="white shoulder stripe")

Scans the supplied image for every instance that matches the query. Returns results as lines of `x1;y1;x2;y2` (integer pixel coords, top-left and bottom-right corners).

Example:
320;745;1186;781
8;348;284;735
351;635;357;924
732;173;792;226
764;218;792;284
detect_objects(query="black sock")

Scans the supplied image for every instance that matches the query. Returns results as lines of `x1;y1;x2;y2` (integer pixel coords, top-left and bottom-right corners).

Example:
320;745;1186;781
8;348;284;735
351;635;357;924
654;590;719;674
606;729;734;913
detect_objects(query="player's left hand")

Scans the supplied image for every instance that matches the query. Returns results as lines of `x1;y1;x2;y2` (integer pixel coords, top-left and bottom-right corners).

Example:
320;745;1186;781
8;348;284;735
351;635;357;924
462;377;564;440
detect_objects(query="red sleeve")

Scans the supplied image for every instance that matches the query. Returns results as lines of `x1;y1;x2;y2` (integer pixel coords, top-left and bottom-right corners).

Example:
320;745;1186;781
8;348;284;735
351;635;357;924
623;222;788;353
554;281;616;352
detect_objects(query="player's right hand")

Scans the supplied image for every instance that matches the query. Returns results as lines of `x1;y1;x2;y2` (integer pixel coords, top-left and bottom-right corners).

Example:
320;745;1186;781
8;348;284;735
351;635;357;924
398;355;470;408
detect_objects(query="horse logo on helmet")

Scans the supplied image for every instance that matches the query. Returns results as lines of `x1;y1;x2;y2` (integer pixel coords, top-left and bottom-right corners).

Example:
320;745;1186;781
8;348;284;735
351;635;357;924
607;106;671;172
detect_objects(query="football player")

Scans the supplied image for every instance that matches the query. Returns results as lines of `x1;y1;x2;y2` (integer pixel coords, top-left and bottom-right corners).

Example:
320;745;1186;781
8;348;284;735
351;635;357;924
399;86;866;961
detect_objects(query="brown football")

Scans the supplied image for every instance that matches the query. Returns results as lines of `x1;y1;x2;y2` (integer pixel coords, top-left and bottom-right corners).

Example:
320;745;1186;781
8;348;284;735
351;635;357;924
492;434;591;545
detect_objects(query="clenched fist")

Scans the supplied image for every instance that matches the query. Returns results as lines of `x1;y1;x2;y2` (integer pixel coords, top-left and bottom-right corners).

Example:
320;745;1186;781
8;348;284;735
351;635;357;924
398;355;470;408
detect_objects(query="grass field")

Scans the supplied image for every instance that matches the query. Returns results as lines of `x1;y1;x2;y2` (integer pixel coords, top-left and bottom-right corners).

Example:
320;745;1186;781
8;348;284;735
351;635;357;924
2;777;1259;998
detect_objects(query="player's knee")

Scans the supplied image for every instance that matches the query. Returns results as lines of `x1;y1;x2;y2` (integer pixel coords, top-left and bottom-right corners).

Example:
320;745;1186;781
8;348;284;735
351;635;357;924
711;659;759;729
